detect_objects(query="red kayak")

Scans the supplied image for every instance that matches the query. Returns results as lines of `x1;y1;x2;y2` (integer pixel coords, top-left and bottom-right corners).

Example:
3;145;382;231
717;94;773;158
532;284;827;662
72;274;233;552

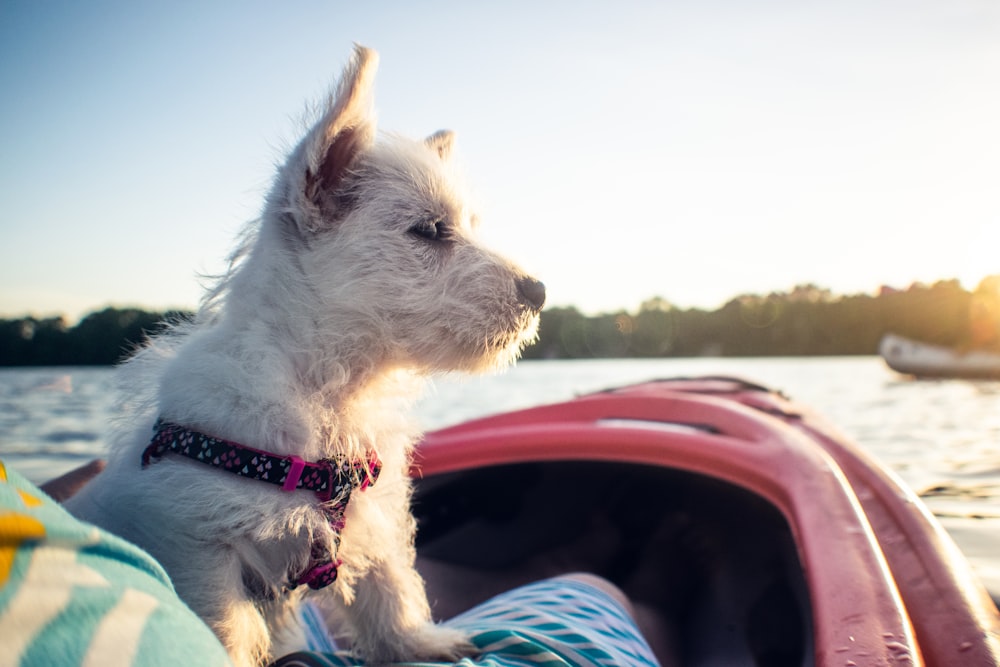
412;377;1000;666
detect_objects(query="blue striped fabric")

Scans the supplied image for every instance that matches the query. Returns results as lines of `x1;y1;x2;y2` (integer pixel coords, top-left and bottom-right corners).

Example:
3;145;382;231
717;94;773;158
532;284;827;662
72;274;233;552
283;576;660;667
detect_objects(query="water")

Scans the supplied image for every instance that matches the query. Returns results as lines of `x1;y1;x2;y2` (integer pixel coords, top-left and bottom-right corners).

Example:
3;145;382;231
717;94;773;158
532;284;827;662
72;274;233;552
2;358;999;595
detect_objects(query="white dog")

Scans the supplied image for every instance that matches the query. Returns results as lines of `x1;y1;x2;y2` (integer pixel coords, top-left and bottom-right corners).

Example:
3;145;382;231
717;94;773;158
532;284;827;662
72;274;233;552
67;45;545;666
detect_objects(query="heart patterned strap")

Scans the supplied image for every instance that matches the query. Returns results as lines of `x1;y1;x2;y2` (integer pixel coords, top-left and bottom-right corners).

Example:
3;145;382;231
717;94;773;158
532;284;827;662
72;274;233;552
141;419;380;504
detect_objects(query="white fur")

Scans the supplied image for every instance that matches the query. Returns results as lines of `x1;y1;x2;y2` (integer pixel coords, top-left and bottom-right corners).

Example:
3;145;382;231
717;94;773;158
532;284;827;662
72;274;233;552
67;45;543;667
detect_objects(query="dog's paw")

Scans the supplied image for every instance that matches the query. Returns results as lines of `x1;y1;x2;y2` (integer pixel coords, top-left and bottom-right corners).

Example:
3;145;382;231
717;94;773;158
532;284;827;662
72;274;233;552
408;623;476;661
366;624;475;664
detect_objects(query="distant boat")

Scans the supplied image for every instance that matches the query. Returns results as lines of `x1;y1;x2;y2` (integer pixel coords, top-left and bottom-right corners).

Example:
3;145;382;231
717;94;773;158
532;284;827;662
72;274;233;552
879;333;1000;379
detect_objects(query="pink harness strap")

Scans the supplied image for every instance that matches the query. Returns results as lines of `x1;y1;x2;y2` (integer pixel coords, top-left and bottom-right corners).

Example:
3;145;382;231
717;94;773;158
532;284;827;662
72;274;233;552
282;456;307;492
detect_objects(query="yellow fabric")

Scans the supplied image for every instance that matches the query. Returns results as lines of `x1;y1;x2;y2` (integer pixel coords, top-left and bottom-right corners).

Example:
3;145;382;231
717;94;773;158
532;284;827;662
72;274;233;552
0;513;46;585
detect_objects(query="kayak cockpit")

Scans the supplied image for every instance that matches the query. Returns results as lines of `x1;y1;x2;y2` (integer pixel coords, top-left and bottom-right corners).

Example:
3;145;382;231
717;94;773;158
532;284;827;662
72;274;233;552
416;461;812;667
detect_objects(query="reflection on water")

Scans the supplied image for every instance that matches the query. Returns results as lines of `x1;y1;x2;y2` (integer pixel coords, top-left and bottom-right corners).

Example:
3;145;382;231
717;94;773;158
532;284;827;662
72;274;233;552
0;367;117;479
2;358;999;592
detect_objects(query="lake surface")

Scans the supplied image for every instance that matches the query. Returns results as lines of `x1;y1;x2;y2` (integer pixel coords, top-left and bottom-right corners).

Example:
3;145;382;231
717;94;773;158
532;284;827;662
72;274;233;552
2;357;999;596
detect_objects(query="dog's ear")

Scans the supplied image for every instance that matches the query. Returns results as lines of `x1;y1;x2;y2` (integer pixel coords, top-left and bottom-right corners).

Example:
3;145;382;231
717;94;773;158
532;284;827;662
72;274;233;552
303;45;379;214
425;130;455;161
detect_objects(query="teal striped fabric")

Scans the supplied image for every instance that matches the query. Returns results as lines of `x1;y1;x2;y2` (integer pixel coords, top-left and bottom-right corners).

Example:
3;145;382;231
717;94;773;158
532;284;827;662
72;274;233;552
277;577;660;667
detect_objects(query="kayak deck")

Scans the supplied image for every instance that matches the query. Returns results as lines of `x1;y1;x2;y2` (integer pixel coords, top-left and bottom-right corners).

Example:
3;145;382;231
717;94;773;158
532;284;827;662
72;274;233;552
412;377;1000;667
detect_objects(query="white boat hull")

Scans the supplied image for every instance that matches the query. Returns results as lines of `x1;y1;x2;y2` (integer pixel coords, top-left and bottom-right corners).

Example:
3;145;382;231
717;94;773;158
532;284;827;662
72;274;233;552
879;333;1000;379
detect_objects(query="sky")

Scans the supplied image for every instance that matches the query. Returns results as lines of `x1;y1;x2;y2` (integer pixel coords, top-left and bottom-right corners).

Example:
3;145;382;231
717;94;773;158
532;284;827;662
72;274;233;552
1;0;998;322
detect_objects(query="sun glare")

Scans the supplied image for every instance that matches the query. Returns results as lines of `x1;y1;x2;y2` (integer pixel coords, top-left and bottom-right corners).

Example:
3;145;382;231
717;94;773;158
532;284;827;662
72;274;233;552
961;224;1000;292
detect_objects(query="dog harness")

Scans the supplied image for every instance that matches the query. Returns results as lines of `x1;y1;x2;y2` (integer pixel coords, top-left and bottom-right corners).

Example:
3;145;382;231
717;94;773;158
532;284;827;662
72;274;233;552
141;419;380;590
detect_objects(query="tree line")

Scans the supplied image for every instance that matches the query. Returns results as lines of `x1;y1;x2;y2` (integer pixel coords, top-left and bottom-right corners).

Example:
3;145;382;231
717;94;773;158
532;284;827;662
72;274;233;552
2;278;998;366
0;308;191;366
522;278;1000;360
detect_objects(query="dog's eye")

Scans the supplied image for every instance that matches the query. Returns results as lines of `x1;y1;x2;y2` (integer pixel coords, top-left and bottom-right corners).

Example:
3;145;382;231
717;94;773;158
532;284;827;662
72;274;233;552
409;219;447;242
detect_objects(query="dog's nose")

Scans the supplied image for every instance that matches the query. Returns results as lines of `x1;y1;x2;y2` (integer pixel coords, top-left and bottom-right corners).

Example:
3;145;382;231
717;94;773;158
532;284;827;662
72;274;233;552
516;276;546;311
